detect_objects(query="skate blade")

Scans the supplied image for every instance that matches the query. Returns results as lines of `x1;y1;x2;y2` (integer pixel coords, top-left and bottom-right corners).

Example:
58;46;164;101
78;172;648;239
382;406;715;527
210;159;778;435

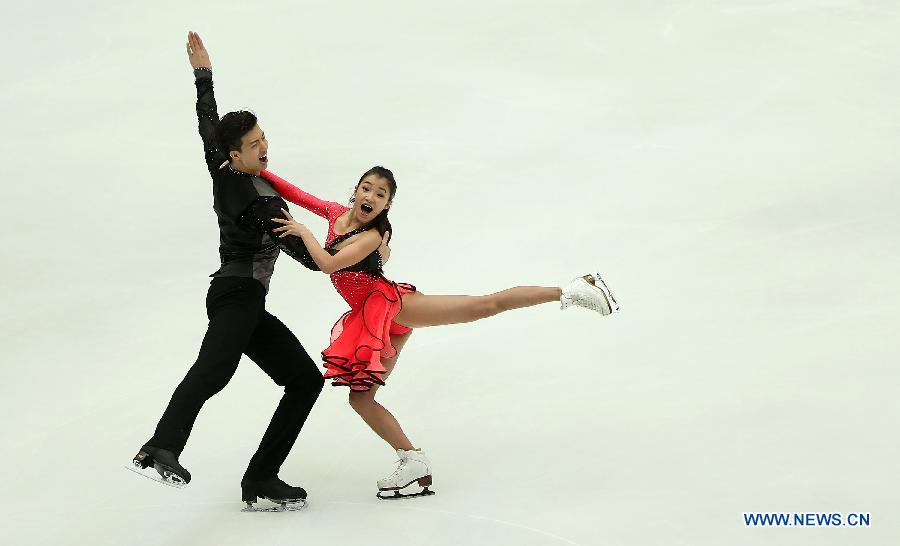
377;486;435;500
592;272;619;313
241;498;308;513
125;464;187;489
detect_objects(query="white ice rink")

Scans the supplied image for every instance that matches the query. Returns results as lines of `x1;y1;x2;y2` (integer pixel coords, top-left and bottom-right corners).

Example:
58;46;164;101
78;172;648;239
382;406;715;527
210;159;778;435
1;1;898;545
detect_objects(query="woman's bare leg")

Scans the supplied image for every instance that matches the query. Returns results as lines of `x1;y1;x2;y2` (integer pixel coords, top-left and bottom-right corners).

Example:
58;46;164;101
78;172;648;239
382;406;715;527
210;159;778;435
394;286;561;329
348;331;416;451
347;286;560;447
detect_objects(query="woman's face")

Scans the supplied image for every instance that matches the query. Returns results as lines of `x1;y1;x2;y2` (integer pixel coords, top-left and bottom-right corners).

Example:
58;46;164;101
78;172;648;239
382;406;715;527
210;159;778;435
352;174;392;223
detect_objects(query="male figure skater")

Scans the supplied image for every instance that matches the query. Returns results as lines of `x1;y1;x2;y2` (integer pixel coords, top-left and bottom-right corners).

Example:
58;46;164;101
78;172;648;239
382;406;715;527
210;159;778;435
129;32;324;511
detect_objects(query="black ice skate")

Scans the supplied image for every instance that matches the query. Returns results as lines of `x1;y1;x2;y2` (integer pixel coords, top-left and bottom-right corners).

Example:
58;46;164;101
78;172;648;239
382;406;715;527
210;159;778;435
127;446;191;488
240;476;308;512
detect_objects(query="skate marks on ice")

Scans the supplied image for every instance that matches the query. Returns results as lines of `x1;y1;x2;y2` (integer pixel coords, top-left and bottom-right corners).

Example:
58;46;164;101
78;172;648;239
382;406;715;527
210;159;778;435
328;501;582;545
241;498;308;513
125;464;187;489
719;0;861;15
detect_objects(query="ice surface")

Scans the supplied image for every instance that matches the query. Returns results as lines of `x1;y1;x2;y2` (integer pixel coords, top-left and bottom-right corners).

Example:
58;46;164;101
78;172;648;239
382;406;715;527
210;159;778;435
1;1;897;545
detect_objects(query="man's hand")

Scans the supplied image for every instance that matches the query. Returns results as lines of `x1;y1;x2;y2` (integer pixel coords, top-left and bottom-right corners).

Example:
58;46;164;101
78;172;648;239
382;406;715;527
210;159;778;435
272;209;313;239
186;31;212;70
379;231;391;264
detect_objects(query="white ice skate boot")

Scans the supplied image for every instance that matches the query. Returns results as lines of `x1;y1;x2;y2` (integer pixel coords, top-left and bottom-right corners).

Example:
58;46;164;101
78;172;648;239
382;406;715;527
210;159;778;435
376;448;435;500
560;272;619;315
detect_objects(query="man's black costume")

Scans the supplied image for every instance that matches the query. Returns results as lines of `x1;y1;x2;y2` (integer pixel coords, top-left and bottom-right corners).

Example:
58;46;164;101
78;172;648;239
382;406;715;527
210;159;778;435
136;68;323;497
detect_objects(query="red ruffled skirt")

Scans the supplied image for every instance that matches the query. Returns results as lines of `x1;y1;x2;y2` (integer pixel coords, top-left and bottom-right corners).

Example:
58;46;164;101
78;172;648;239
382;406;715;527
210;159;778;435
323;278;416;391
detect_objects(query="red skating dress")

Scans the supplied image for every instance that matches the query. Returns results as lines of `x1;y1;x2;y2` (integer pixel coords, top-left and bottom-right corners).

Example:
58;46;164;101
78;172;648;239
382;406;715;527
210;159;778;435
260;170;415;391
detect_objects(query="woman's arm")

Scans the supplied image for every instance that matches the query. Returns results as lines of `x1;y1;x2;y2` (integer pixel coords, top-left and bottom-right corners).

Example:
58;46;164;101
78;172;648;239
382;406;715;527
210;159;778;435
272;209;382;274
260;170;338;219
238;198;320;271
378;231;391;265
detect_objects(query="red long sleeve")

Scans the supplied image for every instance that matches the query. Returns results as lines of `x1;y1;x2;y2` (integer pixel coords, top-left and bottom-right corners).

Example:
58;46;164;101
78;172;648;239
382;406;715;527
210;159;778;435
260;170;337;219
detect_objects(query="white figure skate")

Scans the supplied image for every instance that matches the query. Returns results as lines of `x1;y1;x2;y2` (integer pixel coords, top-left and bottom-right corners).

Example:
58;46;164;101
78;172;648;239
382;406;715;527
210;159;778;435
560;272;619;315
376;448;435;500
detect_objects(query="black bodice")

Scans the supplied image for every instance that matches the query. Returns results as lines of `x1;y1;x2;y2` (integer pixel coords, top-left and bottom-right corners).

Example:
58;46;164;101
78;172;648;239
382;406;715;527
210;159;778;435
325;226;383;274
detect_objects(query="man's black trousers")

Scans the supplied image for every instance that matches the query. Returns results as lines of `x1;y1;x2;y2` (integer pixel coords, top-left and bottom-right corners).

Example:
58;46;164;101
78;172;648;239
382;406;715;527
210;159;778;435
146;276;324;479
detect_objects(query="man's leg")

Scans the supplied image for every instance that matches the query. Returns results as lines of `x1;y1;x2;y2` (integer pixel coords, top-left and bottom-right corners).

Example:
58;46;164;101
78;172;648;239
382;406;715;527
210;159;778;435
242;311;325;480
145;277;266;456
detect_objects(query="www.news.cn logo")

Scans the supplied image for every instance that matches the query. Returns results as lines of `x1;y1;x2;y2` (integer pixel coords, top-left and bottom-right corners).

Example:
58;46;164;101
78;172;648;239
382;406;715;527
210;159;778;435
743;512;870;527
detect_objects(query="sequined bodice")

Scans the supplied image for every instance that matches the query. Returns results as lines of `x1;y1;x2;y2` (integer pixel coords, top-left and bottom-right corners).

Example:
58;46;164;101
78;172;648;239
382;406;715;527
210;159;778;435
325;209;385;309
329;271;379;309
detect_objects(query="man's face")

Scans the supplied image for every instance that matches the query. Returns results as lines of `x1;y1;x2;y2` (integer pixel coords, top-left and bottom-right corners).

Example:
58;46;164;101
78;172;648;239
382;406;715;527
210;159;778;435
230;124;268;174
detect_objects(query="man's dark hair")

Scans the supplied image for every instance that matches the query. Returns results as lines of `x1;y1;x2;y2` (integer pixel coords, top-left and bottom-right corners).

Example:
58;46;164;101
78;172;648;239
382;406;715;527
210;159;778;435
215;110;257;158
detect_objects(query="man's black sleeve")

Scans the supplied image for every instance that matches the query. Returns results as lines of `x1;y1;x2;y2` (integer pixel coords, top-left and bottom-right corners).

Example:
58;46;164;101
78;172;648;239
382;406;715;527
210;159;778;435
194;68;225;178
239;197;321;271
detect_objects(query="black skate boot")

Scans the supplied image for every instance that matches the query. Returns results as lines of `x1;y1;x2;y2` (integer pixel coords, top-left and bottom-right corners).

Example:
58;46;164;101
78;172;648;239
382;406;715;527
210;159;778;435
128;446;191;488
240;476;308;512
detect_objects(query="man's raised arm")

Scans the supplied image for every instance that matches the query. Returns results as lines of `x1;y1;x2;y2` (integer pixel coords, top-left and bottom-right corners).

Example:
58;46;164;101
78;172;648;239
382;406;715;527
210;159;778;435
186;31;221;177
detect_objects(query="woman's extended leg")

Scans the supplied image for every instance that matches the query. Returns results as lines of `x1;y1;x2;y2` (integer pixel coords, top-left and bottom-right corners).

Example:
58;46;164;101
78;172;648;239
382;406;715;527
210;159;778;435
393;286;561;329
347;331;416;451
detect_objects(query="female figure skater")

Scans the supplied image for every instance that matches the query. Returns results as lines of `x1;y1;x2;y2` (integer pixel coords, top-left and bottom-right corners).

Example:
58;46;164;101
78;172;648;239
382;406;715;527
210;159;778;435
264;167;618;499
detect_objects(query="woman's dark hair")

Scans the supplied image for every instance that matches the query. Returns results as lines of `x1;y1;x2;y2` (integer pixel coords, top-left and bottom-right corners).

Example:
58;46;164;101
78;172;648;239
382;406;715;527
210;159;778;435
215;110;257;159
356;166;397;242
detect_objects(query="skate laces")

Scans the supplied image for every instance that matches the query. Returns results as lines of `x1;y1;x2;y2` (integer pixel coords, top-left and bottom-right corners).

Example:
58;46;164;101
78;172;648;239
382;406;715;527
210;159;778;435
578;278;605;304
385;459;407;480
